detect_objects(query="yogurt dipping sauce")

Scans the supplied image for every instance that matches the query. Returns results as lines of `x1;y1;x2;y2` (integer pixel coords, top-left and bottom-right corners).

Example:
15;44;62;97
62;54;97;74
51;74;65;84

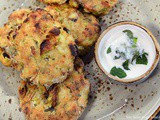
98;24;156;80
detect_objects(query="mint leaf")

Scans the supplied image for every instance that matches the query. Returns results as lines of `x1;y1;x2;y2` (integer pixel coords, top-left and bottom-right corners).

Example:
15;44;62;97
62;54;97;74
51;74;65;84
132;37;138;47
110;67;117;76
133;37;138;44
115;50;126;59
107;47;111;54
123;30;138;47
144;52;148;56
123;30;133;39
132;51;140;62
110;67;127;78
122;60;130;70
136;53;148;65
114;56;121;60
132;45;137;48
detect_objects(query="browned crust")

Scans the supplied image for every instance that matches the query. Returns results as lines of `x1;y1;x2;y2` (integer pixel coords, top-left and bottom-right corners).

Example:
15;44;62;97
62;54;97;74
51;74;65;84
39;0;67;4
0;9;31;67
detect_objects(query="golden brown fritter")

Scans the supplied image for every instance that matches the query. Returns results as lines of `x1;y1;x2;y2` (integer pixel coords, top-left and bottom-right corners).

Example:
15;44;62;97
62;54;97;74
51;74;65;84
0;9;77;85
39;0;67;4
19;63;90;120
69;0;79;8
69;0;118;16
45;4;100;55
0;9;31;67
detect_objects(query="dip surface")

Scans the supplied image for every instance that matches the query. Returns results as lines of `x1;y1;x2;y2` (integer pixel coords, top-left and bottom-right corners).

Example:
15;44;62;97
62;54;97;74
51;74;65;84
98;24;156;80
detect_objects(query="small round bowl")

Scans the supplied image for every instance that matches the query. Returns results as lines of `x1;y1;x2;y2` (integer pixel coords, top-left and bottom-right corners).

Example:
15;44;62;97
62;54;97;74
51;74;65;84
95;21;160;84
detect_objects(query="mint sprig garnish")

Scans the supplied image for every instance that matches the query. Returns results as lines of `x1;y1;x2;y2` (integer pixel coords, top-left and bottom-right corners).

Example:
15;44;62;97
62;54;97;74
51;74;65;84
107;47;111;54
131;51;140;63
123;30;133;39
108;29;149;79
122;60;130;70
132;37;138;47
114;56;121;60
110;67;127;78
136;53;148;65
123;30;138;48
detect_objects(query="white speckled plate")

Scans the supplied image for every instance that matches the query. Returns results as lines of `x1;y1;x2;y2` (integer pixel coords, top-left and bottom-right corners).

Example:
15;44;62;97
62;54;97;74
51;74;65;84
0;0;159;120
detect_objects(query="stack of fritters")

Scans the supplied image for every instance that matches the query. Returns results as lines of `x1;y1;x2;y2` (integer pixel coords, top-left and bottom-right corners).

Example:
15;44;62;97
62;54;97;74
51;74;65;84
19;60;90;120
0;4;98;120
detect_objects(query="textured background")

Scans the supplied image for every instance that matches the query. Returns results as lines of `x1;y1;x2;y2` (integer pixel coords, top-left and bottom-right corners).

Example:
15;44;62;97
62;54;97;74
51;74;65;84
0;0;159;120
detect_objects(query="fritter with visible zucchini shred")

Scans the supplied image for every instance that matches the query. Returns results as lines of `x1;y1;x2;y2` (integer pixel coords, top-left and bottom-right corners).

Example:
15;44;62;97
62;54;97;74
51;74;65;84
39;0;67;4
45;4;100;55
0;9;77;85
19;63;90;120
69;0;118;16
0;9;31;67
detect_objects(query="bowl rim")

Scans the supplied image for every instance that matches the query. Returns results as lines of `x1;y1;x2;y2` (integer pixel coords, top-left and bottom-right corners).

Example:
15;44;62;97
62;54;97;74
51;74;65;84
95;21;160;83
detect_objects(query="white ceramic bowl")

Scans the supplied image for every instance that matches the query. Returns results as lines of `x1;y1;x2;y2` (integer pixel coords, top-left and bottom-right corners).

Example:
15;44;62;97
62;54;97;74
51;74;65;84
95;21;160;84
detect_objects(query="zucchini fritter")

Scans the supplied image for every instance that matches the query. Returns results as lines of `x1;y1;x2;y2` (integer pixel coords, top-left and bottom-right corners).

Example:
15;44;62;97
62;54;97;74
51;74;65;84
45;4;100;55
19;64;90;120
39;0;67;4
0;9;77;85
0;9;31;67
69;0;118;16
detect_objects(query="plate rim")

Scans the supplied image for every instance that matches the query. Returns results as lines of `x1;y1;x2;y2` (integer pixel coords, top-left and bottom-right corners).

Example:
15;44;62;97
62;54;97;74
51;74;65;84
149;106;160;120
